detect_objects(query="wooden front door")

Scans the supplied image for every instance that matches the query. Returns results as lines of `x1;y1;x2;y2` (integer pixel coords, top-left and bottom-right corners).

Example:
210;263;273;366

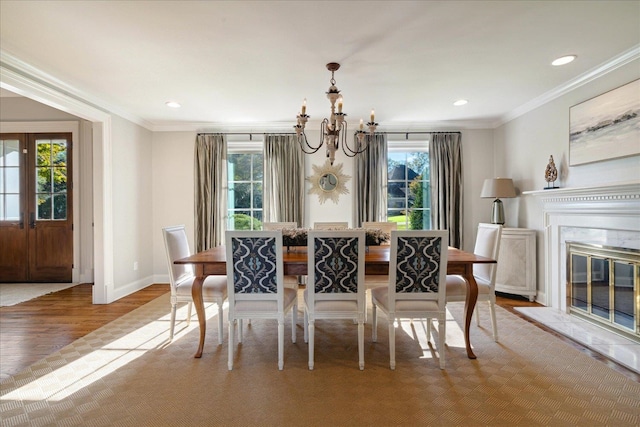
0;133;73;282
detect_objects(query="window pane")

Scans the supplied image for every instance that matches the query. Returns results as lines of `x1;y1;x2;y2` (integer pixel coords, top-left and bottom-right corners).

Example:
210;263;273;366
253;154;263;180
229;153;252;181
231;183;251;208
387;148;429;230
253;183;263;208
230;211;254;230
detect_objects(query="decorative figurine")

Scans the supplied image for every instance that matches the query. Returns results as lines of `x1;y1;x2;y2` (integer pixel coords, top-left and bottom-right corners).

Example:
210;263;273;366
544;155;558;189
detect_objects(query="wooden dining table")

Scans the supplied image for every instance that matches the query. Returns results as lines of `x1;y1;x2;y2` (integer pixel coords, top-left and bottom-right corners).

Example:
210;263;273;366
175;245;496;360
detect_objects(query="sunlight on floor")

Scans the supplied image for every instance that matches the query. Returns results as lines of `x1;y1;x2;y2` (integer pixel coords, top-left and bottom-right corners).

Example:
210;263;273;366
396;308;466;361
1;301;223;402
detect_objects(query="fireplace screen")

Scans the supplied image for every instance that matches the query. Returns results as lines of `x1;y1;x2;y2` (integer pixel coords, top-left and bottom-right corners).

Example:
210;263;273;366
567;242;639;341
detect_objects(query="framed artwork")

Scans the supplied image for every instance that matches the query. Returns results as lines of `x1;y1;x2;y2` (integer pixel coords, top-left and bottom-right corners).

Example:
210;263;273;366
569;79;640;166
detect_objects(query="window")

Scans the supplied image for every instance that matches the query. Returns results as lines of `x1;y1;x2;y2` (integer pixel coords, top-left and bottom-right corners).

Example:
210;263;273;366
387;144;430;230
227;152;263;230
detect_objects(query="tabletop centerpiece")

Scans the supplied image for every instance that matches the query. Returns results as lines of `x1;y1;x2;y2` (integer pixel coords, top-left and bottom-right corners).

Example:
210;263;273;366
280;227;390;248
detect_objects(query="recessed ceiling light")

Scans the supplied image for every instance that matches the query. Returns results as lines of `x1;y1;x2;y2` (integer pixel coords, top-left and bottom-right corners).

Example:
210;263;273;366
165;101;181;108
453;99;468;106
552;55;577;66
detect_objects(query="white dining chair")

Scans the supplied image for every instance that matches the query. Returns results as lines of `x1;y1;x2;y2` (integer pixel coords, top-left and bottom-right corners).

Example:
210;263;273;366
262;222;299;288
225;230;298;370
304;230;366;370
445;223;503;341
162;225;227;344
371;230;449;369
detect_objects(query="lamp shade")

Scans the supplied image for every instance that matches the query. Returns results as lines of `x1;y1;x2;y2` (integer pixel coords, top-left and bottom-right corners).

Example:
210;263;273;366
480;178;516;199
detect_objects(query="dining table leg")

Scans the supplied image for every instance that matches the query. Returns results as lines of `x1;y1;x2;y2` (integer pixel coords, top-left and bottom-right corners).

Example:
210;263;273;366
463;267;479;359
191;266;206;358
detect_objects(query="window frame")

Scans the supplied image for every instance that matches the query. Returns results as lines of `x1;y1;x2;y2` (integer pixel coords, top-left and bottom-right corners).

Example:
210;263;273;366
387;139;431;230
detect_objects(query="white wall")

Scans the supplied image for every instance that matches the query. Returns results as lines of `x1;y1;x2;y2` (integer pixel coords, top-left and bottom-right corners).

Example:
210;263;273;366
110;115;155;298
152;131;197;279
493;59;640;303
150;128;497;281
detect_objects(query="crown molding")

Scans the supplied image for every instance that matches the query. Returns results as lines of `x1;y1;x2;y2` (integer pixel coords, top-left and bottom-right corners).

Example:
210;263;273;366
0;49;153;129
494;44;640;128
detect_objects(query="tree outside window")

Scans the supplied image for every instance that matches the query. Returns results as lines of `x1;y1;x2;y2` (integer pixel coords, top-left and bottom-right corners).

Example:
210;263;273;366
387;151;430;230
227;152;263;230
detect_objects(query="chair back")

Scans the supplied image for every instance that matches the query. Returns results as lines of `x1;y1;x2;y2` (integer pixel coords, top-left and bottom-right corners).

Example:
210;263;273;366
225;231;284;307
472;223;503;284
362;221;397;245
162;225;194;293
307;230;366;306
263;222;297;231
388;230;449;307
313;221;348;230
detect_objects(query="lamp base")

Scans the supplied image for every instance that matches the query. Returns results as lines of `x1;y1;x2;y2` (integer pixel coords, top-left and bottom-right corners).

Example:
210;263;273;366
491;199;505;225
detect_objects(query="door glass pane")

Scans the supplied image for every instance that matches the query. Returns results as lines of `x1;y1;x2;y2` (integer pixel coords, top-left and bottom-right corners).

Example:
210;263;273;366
52;140;67;165
6;194;19;220
1;139;20;167
37;194;52;220
53;167;67;193
37;140;52;166
53;194;67;220
5;168;19;193
37;167;52;192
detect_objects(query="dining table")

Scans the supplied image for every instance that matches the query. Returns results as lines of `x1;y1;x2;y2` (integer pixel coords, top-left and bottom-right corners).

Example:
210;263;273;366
175;245;496;360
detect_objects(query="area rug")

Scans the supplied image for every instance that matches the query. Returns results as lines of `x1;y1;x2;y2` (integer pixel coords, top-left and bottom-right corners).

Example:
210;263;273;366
1;293;639;426
0;283;78;307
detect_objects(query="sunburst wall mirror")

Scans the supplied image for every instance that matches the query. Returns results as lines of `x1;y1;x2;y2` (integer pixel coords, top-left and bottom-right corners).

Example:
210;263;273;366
307;160;351;204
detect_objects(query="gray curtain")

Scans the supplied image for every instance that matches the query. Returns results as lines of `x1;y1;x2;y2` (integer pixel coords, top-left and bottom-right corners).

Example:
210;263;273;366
194;134;227;251
353;133;388;227
430;133;463;248
263;134;305;226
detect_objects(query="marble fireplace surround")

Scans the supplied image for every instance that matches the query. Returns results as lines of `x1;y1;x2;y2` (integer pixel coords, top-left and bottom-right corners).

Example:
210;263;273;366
526;181;640;312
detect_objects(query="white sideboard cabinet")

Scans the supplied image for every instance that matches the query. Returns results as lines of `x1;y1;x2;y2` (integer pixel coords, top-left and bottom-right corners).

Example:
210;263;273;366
495;228;537;301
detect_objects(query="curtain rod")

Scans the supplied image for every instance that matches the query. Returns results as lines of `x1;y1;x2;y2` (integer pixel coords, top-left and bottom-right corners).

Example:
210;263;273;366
383;131;461;135
197;132;296;140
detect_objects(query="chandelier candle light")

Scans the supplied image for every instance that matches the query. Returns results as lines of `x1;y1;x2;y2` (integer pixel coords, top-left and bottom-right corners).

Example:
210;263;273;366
294;62;378;165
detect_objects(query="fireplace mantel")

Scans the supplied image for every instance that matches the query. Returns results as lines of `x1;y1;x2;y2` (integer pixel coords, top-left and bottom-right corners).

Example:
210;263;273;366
524;181;640;310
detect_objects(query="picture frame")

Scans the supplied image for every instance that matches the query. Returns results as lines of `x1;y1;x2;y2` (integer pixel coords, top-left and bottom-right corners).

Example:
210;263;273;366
569;79;640;166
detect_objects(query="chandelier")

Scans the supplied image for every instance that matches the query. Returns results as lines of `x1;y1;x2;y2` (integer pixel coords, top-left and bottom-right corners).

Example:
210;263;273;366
294;62;378;165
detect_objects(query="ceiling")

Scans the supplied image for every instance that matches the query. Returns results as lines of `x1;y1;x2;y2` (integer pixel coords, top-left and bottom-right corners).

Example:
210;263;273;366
1;1;638;131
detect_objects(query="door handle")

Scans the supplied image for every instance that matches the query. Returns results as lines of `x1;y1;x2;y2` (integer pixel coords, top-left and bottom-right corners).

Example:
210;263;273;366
29;212;35;229
19;212;24;229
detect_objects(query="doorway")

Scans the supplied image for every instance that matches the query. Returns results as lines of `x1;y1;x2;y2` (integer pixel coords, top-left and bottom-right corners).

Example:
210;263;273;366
0;133;73;282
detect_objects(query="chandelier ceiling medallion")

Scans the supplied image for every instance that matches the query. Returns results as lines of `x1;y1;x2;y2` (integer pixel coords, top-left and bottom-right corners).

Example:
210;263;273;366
294;62;378;165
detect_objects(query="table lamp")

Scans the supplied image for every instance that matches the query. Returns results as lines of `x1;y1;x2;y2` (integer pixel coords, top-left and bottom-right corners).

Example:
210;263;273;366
480;178;516;225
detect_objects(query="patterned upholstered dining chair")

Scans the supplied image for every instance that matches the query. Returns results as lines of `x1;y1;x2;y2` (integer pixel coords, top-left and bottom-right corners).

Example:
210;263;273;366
225;230;298;370
304;230;366;370
262;222;299;289
162;225;227;344
446;223;502;341
371;230;449;369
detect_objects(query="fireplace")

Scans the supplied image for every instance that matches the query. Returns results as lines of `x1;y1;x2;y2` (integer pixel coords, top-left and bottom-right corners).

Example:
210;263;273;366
567;241;639;342
525;181;640;315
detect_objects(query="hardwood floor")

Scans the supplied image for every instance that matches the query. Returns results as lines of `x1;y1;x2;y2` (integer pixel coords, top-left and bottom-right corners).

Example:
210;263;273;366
0;283;168;381
1;285;638;383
